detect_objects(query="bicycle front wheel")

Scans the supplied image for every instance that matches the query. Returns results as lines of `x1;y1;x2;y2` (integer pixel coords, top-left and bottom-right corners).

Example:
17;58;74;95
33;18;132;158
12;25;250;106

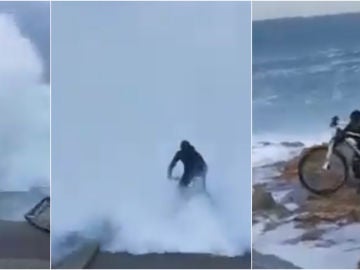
298;146;348;195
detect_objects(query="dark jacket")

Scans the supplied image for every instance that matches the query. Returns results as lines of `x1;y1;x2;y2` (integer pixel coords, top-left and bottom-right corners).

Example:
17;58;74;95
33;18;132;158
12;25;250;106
345;110;360;134
168;144;207;178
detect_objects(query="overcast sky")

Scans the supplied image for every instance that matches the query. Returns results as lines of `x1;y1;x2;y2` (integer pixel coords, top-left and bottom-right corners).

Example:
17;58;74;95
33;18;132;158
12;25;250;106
253;1;360;21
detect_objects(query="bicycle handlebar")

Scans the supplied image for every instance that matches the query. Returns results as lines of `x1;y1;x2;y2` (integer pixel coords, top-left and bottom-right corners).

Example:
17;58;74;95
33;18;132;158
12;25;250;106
330;116;348;128
330;116;339;127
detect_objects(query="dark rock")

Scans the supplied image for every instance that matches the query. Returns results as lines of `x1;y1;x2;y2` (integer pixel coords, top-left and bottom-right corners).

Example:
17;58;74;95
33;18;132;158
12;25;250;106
283;228;326;245
253;186;278;211
259;161;287;170
257;141;272;147
252;186;290;218
279;184;308;206
280;142;305;148
314;239;337;248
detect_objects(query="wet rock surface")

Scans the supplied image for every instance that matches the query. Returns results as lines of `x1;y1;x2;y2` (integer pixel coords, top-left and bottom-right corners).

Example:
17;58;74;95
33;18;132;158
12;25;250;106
255;144;360;225
253;143;360;268
252;250;301;269
282;228;327;244
253;185;291;219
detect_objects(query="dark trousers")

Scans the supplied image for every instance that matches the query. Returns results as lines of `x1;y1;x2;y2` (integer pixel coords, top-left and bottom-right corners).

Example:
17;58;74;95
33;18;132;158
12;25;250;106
179;169;206;189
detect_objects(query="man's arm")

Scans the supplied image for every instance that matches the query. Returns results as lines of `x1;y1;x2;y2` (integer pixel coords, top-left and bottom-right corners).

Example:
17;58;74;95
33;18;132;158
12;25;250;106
197;152;207;172
201;157;208;175
168;152;180;179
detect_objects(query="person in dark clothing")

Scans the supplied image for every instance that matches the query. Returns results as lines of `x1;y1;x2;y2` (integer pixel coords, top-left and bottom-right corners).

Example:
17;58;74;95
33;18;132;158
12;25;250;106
167;140;207;189
344;110;360;179
344;110;360;136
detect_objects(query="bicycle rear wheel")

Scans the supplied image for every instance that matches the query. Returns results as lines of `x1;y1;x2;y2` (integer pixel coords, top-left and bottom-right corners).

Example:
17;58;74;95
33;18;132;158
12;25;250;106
298;146;348;195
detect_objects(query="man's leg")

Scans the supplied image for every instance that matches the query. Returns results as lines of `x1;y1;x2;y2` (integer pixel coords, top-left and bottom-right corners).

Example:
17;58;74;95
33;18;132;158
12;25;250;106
352;150;360;193
179;172;192;187
200;171;206;191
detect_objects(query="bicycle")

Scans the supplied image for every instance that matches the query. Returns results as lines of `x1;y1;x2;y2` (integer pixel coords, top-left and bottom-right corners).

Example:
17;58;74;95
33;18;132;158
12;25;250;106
298;116;360;195
25;196;50;232
169;175;207;191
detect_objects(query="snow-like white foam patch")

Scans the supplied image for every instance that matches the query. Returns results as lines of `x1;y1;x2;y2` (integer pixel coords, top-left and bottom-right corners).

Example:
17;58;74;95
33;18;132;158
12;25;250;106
252;143;302;168
254;222;360;269
252;132;331;168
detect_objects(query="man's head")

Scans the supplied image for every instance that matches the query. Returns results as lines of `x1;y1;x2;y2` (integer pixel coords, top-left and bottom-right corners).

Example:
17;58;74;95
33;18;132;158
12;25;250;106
180;140;192;151
350;110;360;127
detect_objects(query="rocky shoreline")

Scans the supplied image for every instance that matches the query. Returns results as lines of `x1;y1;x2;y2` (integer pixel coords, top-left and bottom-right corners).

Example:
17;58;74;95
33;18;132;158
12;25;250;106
253;142;360;268
54;236;251;269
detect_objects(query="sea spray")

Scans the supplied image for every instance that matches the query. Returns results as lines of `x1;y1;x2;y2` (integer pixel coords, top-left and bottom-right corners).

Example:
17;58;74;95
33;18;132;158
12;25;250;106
0;14;49;192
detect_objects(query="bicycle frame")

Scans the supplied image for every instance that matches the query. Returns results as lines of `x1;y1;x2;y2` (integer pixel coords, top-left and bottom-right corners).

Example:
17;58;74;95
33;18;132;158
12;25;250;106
323;127;360;170
170;175;206;189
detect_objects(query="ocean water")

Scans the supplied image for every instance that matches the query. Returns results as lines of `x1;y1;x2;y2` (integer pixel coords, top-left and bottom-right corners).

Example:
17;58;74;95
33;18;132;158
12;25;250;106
252;15;360;269
253;13;360;166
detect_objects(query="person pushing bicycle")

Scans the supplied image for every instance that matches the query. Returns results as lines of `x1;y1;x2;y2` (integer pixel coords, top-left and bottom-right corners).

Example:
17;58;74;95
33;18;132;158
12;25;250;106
299;110;360;195
344;110;360;179
344;110;360;146
167;140;207;190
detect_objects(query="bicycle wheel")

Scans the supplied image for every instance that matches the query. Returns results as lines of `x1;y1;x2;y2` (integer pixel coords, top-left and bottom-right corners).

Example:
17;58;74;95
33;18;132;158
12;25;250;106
298;146;348;195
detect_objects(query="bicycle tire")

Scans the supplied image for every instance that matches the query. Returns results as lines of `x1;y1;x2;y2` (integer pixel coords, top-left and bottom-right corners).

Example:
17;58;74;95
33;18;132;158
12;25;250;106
298;146;348;195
